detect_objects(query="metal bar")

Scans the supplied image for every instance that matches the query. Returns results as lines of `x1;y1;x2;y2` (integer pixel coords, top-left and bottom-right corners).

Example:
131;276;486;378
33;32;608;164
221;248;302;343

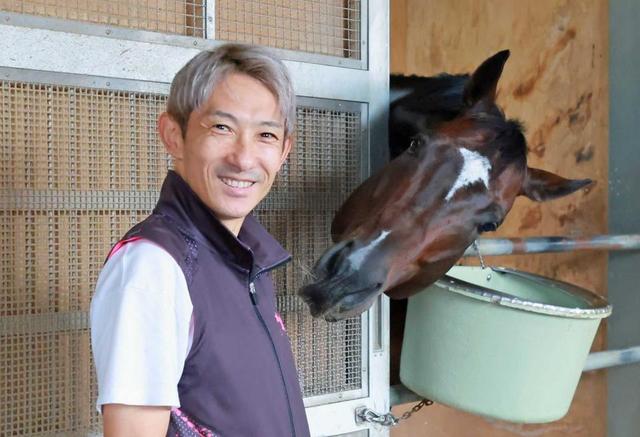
204;0;215;40
463;234;640;257
0;311;88;335
0;67;170;95
584;346;640;371
360;0;370;70
0;189;357;212
0;190;160;211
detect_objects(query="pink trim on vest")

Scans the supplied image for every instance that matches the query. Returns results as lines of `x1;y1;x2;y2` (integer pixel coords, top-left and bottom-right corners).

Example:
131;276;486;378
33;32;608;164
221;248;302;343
106;236;144;260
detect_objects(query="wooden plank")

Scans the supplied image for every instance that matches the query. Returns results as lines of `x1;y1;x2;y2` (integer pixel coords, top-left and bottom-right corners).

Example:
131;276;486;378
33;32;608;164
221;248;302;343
389;0;609;436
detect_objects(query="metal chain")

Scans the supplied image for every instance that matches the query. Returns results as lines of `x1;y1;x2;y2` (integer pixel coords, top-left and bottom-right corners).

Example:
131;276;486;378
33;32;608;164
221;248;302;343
472;240;486;269
355;398;433;427
473;239;493;281
399;398;434;421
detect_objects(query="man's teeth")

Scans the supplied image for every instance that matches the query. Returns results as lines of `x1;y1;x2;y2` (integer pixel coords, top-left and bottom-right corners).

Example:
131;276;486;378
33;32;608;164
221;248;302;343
221;177;254;188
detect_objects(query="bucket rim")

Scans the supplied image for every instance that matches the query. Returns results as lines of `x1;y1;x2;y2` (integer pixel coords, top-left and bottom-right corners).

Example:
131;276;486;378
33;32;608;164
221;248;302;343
436;266;612;319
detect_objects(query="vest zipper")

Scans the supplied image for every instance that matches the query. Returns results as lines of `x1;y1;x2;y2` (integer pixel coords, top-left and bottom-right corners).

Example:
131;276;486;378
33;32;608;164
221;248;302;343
248;279;297;437
249;281;258;305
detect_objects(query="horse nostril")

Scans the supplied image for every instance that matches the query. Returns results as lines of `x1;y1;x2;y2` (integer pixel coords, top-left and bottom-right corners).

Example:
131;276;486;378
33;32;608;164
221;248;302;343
322;240;354;274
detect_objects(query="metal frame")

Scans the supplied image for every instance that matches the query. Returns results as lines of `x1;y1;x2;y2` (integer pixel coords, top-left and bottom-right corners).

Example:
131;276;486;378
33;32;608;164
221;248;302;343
0;72;375;412
0;65;376;405
204;0;215;40
293;96;372;410
299;0;390;432
0;16;374;102
0;0;389;434
0;6;368;70
303;313;370;409
0;66;170;94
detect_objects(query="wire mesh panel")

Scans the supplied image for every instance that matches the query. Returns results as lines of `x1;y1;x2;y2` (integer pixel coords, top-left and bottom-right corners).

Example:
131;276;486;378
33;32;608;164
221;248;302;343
1;1;363;62
1;79;365;432
256;104;364;397
0;80;167;434
216;0;362;60
0;0;205;37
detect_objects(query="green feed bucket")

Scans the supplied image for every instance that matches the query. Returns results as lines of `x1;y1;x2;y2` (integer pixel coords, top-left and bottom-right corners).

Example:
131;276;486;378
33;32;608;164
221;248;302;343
400;266;611;423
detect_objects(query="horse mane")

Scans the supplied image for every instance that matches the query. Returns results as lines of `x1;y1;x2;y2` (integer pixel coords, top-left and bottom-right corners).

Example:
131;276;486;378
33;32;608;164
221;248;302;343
389;73;527;165
390;73;468;115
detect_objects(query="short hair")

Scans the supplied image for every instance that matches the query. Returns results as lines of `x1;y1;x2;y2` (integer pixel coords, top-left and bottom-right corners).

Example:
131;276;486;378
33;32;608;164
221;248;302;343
167;43;296;139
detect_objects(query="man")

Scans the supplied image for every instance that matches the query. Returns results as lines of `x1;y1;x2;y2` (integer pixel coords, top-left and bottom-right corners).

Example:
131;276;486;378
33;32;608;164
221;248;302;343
90;43;310;437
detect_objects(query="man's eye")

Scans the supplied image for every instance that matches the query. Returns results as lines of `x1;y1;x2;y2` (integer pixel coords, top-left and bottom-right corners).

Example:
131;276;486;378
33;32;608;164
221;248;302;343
213;124;230;132
261;132;278;140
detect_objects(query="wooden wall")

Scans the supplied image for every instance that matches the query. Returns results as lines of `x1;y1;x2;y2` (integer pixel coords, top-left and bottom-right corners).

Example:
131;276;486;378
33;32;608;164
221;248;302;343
389;0;609;436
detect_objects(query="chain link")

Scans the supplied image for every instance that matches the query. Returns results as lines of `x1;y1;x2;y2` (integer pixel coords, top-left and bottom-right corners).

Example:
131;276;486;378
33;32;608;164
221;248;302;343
399;398;433;421
355;398;433;427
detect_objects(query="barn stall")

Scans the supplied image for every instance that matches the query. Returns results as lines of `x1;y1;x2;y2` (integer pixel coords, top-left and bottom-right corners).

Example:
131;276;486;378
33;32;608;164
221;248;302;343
388;1;640;437
0;1;389;435
0;0;638;436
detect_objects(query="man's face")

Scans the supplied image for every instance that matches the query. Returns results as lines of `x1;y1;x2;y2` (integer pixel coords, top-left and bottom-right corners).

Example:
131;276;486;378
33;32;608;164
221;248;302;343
165;72;292;234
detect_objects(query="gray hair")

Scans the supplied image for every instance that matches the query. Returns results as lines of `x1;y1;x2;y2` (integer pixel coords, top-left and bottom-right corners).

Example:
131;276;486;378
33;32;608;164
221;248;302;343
167;43;296;138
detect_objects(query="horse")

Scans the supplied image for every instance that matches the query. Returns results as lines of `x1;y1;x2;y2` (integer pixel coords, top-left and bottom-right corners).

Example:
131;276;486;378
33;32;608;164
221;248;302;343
298;50;592;322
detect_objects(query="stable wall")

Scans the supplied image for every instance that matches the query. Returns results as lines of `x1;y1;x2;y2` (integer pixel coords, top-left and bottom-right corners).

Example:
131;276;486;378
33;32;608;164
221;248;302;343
389;1;609;436
0;1;374;433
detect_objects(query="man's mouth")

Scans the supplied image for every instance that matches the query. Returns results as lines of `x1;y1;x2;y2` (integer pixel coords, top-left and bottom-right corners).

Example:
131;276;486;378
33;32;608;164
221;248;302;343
220;177;256;189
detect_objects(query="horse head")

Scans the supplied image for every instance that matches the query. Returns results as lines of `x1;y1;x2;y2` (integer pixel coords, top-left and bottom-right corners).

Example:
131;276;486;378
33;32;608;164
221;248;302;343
298;50;592;322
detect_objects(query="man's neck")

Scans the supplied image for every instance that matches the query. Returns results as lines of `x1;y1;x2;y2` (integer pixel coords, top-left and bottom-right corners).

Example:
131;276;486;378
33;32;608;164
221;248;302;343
219;217;244;237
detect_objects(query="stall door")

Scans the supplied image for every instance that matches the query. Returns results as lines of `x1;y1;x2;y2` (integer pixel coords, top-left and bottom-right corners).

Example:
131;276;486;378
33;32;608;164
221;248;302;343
0;2;390;436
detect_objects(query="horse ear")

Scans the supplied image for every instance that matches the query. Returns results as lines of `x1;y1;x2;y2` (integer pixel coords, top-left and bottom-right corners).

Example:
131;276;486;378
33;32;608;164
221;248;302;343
463;50;510;108
520;167;593;201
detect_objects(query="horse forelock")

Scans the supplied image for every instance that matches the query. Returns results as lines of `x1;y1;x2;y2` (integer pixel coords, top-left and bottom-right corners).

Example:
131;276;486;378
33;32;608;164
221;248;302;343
495;119;527;165
455;114;527;166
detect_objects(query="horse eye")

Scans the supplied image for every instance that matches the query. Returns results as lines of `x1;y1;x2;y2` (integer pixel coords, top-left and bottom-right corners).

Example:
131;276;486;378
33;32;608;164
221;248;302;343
477;222;499;233
407;139;419;156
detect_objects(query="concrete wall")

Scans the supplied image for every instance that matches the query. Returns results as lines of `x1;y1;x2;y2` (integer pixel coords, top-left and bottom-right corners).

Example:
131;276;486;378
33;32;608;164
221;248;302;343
608;1;640;436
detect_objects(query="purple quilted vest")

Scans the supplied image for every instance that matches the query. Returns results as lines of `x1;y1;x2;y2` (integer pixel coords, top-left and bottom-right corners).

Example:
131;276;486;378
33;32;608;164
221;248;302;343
117;171;309;437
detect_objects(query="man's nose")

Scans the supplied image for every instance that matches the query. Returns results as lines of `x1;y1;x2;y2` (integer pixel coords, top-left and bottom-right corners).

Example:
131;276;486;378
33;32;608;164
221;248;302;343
226;133;256;170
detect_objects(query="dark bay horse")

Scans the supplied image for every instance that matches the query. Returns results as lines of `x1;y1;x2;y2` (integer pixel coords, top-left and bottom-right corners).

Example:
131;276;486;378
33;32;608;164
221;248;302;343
298;50;592;322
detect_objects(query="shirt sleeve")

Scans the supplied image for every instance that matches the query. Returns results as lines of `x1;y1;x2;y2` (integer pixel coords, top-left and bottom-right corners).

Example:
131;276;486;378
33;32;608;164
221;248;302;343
90;240;193;412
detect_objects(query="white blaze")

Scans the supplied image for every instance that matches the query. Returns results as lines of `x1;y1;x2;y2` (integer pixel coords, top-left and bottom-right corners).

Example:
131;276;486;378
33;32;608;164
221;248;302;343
445;148;492;201
348;230;391;270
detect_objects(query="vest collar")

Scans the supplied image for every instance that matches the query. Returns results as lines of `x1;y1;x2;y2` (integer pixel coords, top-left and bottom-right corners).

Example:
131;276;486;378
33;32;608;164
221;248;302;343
154;171;291;274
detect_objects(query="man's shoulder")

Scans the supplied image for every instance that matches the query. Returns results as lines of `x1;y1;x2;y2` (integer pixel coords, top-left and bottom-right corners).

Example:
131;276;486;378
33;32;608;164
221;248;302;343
125;214;201;261
100;239;185;289
126;213;187;243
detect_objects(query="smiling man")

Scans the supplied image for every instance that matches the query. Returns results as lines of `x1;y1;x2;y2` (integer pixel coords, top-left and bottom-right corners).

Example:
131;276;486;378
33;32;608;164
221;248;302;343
90;44;310;437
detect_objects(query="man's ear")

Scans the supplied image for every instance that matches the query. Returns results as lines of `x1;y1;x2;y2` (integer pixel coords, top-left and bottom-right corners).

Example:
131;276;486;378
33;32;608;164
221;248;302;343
280;136;293;166
158;112;185;160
